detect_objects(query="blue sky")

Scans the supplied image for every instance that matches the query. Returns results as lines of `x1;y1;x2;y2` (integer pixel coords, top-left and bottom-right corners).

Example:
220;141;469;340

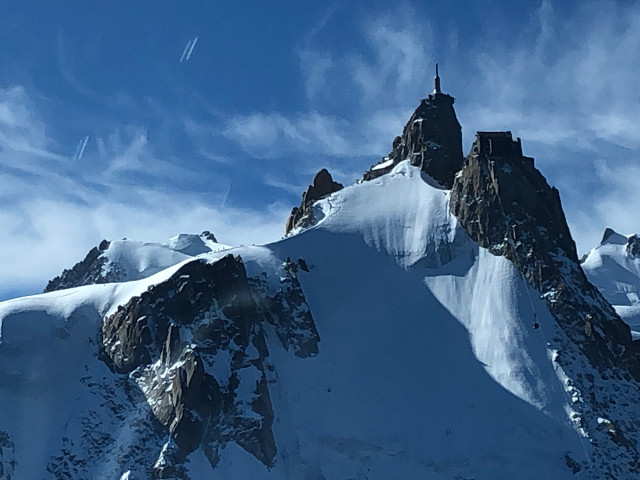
0;0;639;299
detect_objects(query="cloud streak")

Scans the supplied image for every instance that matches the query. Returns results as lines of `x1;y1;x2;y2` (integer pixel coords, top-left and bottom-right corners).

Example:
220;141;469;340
180;36;199;63
73;135;89;161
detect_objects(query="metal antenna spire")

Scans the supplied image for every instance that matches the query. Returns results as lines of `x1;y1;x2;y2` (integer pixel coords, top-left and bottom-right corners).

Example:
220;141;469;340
434;62;441;94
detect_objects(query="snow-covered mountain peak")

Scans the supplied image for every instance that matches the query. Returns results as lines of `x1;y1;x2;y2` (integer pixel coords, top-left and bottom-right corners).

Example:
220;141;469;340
3;90;640;479
601;227;629;246
44;232;231;293
582;228;640;336
163;231;229;256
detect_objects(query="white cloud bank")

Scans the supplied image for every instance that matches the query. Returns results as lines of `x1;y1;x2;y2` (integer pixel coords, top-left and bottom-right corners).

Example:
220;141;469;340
0;195;287;297
0;86;287;298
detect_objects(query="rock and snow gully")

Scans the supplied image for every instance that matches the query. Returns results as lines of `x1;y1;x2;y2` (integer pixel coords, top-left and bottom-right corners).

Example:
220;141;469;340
1;75;640;479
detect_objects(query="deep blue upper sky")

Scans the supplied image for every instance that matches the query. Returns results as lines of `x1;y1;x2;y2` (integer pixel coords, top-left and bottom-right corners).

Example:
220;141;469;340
0;0;639;298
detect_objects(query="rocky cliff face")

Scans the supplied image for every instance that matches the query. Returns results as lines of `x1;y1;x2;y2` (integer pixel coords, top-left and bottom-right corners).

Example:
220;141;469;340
627;234;640;257
363;92;463;188
0;431;15;480
285;168;343;234
450;131;635;359
44;239;113;292
449;131;640;477
100;254;319;477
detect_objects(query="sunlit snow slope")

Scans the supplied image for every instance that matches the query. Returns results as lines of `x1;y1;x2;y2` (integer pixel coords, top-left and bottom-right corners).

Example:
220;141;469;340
0;162;589;479
103;233;228;281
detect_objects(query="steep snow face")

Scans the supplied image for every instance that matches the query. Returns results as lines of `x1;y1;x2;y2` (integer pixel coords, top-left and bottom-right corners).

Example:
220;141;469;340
312;162;471;269
100;239;192;280
266;162;585;479
582;229;640;335
297;162;565;413
0;289;156;479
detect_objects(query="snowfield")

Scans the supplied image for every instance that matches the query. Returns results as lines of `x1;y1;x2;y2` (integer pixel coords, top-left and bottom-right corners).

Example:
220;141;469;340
582;229;640;338
0;161;611;479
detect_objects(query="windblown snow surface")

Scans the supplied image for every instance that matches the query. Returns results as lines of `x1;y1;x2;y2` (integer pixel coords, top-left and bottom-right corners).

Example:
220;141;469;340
100;233;231;282
1;162;593;479
582;230;640;338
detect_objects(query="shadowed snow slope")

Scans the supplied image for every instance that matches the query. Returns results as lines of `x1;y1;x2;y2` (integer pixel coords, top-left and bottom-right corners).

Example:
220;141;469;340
0;162;592;479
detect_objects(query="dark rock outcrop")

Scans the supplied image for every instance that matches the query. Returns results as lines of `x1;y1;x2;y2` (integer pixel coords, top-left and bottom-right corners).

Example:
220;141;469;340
44;240;113;292
100;254;319;474
449;131;640;477
627;234;640;257
0;430;16;479
450;132;634;355
364;91;463;187
250;257;320;358
601;227;621;244
285;168;343;234
102;255;275;470
201;230;217;243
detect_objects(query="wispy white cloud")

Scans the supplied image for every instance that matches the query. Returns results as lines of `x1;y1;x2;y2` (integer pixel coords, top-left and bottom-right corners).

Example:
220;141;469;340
88;126;214;192
567;158;640;256
224;112;364;159
227;6;434;162
0;194;288;297
298;50;333;100
263;173;305;196
0;85;287;297
461;0;640;150
349;9;433;105
0;86;67;161
102;128;149;173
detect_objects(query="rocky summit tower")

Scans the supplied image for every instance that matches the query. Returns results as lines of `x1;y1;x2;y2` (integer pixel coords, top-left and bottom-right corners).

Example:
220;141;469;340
364;63;464;188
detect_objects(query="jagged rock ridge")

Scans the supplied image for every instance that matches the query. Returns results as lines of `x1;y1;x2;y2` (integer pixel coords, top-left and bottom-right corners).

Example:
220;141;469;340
285;168;343;234
100;254;319;477
449;131;640;477
44;239;113;292
363;86;463;187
